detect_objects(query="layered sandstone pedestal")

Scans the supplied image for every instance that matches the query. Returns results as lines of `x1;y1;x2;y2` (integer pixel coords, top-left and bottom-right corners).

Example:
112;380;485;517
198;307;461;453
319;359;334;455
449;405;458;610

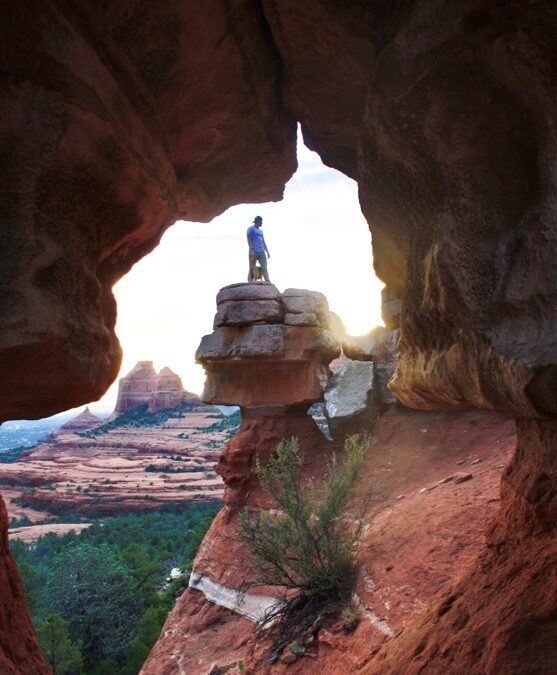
141;284;339;671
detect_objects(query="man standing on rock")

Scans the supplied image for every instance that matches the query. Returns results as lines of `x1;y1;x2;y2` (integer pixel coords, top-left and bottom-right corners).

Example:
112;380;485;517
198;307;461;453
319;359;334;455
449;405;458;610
247;215;271;282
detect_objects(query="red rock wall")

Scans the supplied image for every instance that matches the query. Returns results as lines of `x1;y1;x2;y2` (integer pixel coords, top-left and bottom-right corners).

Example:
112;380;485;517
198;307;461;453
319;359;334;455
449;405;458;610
363;419;557;675
0;2;555;673
0;497;48;674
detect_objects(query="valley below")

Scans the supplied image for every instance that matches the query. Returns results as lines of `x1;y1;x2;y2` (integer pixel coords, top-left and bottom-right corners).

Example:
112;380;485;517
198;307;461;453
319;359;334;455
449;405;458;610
0;403;235;525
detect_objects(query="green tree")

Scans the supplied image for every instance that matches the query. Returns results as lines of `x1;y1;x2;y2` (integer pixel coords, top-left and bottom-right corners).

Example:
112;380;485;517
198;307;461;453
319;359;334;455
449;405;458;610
37;613;83;675
122;543;161;601
239;435;368;598
238;435;369;663
16;560;45;616
43;543;141;664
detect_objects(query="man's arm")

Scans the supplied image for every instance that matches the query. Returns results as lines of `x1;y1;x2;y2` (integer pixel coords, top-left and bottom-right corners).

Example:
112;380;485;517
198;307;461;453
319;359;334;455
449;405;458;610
264;235;270;258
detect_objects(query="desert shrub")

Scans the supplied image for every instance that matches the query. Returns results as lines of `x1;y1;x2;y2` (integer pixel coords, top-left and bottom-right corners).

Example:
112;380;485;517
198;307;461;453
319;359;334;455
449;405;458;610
238;434;369;662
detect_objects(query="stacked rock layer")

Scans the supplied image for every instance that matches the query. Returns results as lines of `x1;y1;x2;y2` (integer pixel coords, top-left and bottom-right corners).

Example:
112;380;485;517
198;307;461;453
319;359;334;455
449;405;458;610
198;283;338;410
163;284;341;634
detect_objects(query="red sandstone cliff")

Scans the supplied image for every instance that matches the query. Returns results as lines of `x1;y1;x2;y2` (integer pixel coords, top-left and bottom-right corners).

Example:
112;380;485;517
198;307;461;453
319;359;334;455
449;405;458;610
114;362;200;414
141;285;518;674
0;497;48;674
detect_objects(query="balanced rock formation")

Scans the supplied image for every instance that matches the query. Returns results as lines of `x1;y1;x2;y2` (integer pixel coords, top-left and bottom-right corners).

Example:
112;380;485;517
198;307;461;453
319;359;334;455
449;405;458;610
142;284;340;671
199;284;338;409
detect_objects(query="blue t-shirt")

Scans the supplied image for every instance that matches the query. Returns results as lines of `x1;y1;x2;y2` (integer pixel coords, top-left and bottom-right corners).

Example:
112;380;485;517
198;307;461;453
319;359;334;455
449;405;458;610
247;225;265;253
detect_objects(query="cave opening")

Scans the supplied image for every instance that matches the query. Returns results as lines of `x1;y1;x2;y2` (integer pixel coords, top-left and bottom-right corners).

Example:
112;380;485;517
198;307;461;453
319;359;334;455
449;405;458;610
90;126;384;413
0;127;388;674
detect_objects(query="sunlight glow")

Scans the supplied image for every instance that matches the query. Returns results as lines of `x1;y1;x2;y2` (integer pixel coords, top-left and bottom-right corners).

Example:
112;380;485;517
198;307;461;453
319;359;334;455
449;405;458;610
92;132;384;410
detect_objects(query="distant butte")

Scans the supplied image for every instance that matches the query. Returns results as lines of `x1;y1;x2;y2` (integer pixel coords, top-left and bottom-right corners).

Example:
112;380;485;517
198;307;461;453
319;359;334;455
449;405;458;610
114;362;201;414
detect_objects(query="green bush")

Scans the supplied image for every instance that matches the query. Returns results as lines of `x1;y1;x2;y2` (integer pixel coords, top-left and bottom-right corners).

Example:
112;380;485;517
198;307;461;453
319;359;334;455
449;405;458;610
239;435;367;598
238;434;369;663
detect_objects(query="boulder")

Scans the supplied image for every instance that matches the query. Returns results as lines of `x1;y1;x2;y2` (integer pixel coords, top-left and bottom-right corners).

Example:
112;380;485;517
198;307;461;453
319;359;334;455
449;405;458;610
282;288;330;328
324;361;375;439
216;283;281;304
343;327;400;407
214;300;283;327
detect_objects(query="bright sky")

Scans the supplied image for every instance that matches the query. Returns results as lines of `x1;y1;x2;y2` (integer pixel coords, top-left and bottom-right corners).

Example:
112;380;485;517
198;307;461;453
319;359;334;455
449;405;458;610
90;130;384;412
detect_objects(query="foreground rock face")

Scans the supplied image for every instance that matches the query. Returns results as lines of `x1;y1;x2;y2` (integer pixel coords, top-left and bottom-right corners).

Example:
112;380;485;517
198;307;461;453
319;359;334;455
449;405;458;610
143;409;517;674
364;419;557;675
0;496;48;674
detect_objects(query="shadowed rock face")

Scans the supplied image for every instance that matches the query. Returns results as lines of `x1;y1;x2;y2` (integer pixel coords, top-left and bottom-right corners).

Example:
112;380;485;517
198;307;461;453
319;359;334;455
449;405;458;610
0;497;49;674
0;2;556;673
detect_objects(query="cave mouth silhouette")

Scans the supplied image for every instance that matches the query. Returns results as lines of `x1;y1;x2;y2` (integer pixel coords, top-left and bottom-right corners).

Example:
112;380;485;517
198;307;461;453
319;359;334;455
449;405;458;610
1;2;555;672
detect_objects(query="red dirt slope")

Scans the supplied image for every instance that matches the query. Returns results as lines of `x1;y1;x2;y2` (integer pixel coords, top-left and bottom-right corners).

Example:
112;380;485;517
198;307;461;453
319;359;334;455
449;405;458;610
142;408;516;674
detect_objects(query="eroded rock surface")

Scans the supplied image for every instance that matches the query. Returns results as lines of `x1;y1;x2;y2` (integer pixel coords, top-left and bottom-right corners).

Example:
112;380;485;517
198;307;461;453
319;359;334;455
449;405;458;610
114;361;199;414
324;361;375;440
0;496;48;674
143;409;517;674
1;2;556;673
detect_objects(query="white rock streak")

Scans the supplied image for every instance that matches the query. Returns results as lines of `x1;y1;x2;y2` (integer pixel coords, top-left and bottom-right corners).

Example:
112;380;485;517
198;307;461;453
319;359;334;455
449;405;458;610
189;571;278;623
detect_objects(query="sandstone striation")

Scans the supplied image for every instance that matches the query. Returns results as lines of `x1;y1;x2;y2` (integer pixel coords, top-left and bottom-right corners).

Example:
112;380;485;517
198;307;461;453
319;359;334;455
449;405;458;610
198;284;339;408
